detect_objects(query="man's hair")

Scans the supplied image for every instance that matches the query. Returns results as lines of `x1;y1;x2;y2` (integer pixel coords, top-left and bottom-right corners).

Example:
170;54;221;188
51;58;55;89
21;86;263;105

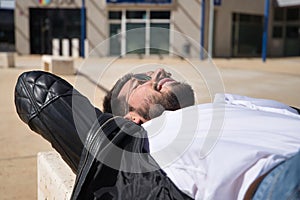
103;74;195;119
103;73;132;116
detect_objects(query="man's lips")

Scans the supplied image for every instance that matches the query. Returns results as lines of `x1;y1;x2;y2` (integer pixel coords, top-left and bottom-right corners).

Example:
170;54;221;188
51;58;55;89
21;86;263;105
157;78;175;90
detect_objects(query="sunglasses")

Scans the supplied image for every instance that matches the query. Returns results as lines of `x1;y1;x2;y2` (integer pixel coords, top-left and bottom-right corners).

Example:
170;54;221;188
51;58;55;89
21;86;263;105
132;73;152;82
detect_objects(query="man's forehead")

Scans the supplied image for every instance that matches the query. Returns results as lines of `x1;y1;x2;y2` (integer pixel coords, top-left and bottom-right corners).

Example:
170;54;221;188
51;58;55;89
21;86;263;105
118;78;133;98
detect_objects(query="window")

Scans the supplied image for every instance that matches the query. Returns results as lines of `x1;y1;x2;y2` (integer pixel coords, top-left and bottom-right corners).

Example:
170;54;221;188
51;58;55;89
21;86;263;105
150;11;170;19
150;23;170;54
272;26;283;38
287;7;299;21
109;24;121;55
239;14;262;23
0;9;14;51
0;0;15;9
109;11;122;19
126;23;146;54
126;11;146;19
231;13;263;57
274;7;284;21
108;10;171;56
286;26;299;39
271;7;300;56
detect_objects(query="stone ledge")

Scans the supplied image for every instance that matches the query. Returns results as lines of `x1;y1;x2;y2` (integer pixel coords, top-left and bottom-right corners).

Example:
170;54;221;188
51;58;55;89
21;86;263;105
37;151;75;200
41;55;74;75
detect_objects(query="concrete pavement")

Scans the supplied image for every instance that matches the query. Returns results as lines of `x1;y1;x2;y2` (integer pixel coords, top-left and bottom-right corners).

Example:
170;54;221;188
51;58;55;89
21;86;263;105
0;55;299;199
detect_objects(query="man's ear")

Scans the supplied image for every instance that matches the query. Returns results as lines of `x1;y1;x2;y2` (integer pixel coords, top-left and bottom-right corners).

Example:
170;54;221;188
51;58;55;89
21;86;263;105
124;111;146;125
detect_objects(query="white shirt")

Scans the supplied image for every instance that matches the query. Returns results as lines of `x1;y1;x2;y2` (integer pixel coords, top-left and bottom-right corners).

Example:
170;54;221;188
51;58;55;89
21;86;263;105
142;94;300;200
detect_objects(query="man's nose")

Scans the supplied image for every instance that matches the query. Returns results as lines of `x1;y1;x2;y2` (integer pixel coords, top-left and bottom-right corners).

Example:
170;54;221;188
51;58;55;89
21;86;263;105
151;68;167;81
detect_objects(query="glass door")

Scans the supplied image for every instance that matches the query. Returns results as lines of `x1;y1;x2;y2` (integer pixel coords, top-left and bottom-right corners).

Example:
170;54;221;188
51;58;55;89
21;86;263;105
108;10;170;56
150;23;170;54
232;13;263;57
29;8;81;55
126;23;146;54
109;24;121;55
285;25;300;56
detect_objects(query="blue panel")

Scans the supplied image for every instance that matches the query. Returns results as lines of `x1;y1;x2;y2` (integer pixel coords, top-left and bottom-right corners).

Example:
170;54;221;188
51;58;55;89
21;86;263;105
262;0;270;62
107;0;172;4
214;0;221;6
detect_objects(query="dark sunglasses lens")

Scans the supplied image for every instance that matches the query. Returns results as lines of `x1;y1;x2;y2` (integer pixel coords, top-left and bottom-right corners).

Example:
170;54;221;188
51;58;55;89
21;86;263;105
133;74;151;81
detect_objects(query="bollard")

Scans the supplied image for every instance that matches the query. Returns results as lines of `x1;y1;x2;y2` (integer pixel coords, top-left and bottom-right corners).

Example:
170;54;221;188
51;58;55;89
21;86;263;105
52;39;60;56
72;38;80;58
62;39;70;57
84;39;89;58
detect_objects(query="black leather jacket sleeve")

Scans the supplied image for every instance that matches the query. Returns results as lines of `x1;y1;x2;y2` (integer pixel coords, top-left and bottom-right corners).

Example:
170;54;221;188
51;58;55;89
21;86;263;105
14;70;102;173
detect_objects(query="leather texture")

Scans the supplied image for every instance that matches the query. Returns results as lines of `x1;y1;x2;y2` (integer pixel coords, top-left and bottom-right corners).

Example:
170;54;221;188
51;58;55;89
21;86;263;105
14;71;193;200
15;70;101;172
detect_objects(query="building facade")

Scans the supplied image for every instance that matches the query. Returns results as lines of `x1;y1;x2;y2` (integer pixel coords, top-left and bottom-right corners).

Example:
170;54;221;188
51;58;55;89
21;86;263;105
13;0;300;57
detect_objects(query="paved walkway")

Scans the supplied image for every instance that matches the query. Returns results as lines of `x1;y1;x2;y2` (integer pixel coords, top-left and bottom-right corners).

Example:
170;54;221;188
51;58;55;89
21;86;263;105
0;55;299;199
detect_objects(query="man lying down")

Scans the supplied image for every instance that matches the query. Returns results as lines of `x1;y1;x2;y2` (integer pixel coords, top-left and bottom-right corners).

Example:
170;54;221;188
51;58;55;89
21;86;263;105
14;69;300;200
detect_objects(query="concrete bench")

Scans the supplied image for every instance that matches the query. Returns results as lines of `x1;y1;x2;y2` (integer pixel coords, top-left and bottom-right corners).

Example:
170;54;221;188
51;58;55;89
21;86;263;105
37;151;75;200
0;52;15;68
41;55;74;75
